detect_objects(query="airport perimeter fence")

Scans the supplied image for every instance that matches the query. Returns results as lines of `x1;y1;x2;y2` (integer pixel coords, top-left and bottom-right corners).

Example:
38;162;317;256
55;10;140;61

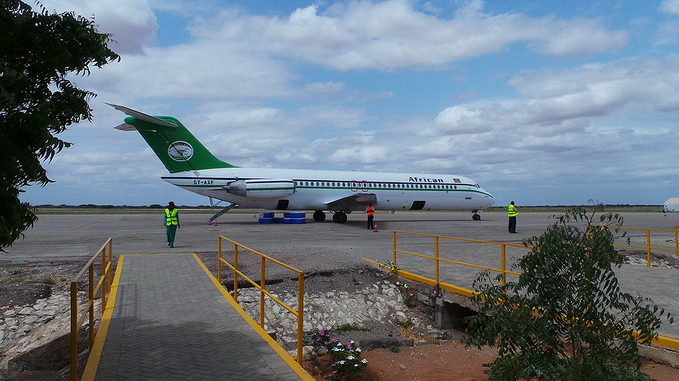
70;238;114;381
217;236;305;365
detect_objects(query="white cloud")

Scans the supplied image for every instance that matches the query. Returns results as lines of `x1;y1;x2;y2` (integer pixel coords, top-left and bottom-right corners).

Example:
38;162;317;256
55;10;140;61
305;82;345;95
41;0;158;54
660;0;679;15
534;17;627;57
328;146;390;165
180;0;628;71
432;57;679;139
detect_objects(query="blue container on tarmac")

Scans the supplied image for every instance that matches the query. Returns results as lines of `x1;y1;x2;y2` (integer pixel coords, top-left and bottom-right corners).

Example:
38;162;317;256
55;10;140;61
284;218;306;224
284;212;306;218
258;218;273;224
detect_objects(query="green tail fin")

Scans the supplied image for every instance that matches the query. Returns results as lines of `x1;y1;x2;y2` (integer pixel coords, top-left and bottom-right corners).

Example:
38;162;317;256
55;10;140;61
111;104;236;173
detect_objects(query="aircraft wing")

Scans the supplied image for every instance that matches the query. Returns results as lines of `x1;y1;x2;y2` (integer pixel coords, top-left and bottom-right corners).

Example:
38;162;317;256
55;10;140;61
326;193;377;212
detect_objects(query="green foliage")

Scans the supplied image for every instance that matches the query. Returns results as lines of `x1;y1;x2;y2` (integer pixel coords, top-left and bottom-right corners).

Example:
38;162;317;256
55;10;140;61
0;0;119;250
39;275;56;284
303;327;336;350
335;322;370;332
465;206;672;381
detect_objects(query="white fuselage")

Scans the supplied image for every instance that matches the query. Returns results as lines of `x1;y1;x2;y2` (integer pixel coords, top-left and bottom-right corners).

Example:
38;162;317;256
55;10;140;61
162;167;494;213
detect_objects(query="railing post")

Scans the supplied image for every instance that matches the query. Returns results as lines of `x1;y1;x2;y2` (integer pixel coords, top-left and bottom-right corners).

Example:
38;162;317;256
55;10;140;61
392;231;398;268
108;238;113;294
297;272;304;365
233;244;239;302
675;226;678;257
646;229;652;267
434;236;440;286
101;245;107;311
70;281;78;381
88;264;95;348
501;244;507;286
218;236;223;284
260;257;266;328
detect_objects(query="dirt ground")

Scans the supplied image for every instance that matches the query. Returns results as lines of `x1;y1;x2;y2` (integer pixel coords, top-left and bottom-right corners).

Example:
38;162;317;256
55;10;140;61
2;256;679;381
303;340;679;381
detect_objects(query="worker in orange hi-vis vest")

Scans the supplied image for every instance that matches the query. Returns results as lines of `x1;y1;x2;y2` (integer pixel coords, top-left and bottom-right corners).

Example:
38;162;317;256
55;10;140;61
366;203;375;230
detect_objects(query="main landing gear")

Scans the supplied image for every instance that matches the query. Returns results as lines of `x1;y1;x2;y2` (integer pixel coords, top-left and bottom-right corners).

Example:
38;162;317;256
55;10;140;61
332;211;348;223
312;210;348;223
313;210;326;222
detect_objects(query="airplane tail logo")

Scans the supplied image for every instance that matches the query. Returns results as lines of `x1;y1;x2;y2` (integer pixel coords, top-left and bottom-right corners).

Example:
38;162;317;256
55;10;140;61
168;141;194;162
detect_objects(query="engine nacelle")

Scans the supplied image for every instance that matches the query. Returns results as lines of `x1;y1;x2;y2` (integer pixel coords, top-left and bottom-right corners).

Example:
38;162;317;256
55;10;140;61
225;179;295;198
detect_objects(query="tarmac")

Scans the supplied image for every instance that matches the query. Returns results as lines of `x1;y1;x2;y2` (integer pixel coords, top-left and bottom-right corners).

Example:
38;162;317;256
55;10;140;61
4;209;679;377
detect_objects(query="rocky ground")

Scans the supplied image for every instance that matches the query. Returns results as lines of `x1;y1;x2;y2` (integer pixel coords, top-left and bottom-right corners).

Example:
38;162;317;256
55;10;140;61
2;252;679;381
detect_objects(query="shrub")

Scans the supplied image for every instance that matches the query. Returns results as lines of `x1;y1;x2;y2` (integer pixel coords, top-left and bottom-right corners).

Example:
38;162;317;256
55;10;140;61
465;206;672;381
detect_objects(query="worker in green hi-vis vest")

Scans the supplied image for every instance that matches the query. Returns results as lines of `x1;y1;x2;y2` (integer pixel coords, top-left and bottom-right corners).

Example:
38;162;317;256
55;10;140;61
164;201;180;247
508;201;518;234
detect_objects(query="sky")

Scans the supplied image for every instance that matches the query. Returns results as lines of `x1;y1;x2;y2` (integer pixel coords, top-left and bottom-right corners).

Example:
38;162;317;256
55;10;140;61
19;0;679;207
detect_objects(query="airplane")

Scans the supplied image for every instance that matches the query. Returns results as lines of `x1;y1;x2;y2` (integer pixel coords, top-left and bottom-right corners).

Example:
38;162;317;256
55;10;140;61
110;104;495;223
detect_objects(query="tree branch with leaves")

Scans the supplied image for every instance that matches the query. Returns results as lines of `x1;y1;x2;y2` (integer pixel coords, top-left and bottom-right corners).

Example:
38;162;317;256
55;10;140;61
0;0;119;249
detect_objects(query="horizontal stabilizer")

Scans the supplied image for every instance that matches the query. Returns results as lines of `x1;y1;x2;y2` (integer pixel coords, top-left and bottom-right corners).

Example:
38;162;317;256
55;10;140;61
114;123;136;131
107;103;178;128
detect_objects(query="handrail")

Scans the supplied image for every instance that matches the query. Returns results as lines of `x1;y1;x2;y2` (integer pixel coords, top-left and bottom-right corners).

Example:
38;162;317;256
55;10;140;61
217;236;305;364
615;226;679;266
392;231;524;286
70;238;114;381
384;230;679;351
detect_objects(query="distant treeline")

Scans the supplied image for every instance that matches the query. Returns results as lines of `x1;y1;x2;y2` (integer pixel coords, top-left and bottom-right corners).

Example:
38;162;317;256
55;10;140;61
484;204;664;213
32;204;665;214
33;204;212;209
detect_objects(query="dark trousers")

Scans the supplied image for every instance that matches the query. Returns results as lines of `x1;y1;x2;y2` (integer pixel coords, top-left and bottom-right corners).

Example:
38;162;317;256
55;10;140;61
508;216;516;233
166;225;178;246
367;215;374;229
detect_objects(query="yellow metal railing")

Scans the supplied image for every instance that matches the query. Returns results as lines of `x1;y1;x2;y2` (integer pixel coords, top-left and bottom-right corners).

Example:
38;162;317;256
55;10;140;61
378;230;679;351
217;236;305;364
614;226;679;266
390;230;523;288
70;238;114;381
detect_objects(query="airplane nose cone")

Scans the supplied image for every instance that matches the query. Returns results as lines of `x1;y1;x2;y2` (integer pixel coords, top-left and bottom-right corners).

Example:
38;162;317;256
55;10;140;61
483;191;495;207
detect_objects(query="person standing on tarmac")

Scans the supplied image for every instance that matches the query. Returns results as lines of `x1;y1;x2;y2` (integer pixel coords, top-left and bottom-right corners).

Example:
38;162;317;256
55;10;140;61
508;201;518;234
164;201;180;247
366;203;375;230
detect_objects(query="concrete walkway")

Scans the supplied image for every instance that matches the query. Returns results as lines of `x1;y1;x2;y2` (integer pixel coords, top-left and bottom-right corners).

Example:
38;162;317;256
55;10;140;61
82;253;311;381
